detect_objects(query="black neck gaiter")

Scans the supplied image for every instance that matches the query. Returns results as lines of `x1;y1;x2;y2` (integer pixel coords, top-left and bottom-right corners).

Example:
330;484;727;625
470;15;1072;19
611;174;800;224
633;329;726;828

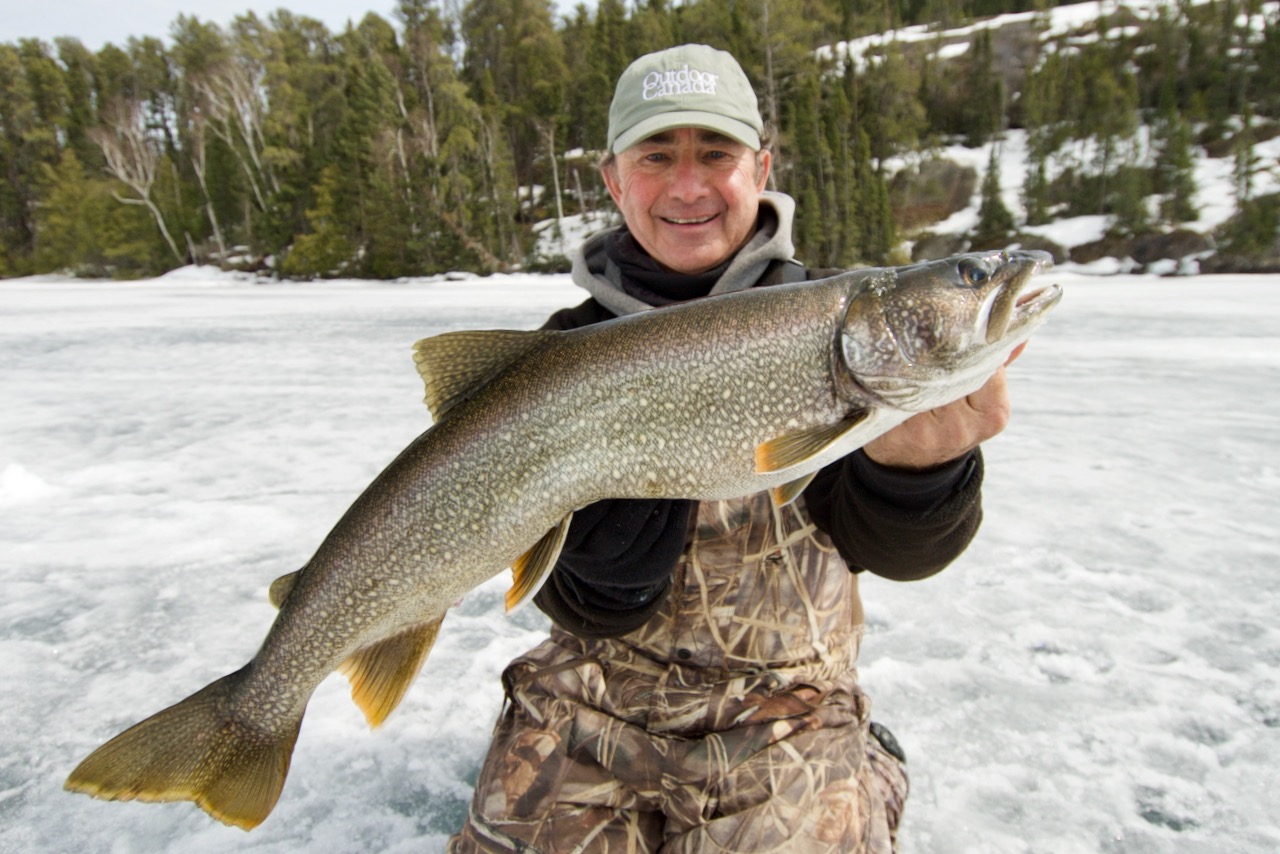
603;231;733;307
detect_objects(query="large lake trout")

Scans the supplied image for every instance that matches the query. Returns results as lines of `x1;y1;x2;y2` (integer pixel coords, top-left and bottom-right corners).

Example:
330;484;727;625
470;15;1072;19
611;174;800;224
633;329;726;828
66;250;1062;828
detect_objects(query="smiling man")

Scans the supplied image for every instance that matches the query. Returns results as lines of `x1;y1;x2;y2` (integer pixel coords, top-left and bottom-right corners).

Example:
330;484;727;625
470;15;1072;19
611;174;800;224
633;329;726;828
603;126;769;275
449;44;1015;853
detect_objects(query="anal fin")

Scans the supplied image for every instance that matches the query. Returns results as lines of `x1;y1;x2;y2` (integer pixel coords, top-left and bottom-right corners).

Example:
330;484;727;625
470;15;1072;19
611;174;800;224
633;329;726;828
339;616;445;729
507;513;574;612
770;471;820;507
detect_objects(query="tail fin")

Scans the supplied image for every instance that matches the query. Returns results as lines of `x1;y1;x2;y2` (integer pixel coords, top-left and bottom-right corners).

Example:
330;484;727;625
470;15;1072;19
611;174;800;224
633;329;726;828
64;667;300;831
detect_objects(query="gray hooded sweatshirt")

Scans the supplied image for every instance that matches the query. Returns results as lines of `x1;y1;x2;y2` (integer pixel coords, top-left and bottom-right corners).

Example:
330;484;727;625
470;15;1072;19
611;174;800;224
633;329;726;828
568;191;799;317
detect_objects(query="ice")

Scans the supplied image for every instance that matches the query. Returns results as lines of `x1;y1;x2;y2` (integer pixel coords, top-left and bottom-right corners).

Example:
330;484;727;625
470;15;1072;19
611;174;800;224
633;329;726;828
2;269;1278;851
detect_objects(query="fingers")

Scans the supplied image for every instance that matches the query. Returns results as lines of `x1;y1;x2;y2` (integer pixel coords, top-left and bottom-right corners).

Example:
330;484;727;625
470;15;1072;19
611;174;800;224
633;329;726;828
865;366;1015;471
862;343;1031;471
964;365;1011;432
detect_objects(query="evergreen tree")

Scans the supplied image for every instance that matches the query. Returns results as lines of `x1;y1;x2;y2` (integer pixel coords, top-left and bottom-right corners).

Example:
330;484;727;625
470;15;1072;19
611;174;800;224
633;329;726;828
0;40;78;273
260;11;348;257
1233;102;1258;207
759;0;838;141
170;16;235;261
389;0;503;272
784;65;830;264
1221;194;1279;259
3;0;1278;278
35;149;97;273
282;165;355;278
823;62;862;266
460;0;566;234
1254;5;1280;119
963;28;1003;148
192;14;280;249
37;148;170;277
1073;42;1139;217
857;41;926;163
973;146;1015;247
1154;108;1197;225
853;127;895;263
0;44;38;274
53;38;101;169
333;17;404;277
1021;46;1074;224
629;0;679;59
1109;162;1150;238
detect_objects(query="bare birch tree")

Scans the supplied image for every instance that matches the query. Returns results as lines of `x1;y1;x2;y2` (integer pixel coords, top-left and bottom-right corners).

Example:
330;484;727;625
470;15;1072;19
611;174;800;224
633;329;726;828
191;59;275;214
91;100;184;264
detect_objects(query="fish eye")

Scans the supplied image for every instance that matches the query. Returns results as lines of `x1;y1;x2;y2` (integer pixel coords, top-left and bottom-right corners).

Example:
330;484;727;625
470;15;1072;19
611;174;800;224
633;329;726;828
959;259;990;287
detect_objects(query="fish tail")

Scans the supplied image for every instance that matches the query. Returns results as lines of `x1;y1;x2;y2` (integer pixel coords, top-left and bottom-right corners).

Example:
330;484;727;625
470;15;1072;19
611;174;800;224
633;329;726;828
64;666;300;831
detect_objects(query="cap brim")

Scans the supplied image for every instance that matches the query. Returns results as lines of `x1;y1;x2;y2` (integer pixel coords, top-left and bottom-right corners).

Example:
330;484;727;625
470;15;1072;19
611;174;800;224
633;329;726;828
612;111;761;154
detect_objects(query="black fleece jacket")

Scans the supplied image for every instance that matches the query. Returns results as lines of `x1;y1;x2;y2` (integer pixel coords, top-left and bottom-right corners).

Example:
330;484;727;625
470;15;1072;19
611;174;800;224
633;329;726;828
533;251;984;639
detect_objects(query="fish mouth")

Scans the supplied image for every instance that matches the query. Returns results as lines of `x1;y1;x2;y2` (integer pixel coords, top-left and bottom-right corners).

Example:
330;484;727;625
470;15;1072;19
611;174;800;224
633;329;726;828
985;254;1060;343
1016;284;1063;311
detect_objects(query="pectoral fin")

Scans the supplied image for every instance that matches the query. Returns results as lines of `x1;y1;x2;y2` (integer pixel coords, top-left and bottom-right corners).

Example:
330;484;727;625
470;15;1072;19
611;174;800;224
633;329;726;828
339;616;445;729
506;512;574;612
755;411;874;474
412;329;558;421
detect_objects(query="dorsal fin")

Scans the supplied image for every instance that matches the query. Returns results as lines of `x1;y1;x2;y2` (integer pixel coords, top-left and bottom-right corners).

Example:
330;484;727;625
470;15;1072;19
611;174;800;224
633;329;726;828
412;329;557;421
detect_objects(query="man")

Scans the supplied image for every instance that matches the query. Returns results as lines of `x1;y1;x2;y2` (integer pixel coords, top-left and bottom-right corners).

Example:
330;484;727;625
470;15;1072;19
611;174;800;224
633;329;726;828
450;44;1012;852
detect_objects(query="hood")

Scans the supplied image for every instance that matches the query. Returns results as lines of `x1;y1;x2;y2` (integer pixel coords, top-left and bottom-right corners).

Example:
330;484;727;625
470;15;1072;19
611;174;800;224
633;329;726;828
570;191;798;317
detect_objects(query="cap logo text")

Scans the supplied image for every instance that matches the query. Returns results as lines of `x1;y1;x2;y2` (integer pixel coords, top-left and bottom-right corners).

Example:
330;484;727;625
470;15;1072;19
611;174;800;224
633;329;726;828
642;64;719;100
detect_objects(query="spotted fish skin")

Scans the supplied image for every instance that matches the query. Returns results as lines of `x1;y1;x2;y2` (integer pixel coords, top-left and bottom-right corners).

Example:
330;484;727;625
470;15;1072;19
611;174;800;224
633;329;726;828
65;251;1061;830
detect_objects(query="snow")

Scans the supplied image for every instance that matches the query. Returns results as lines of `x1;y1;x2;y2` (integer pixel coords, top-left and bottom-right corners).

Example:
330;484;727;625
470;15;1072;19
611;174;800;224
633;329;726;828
819;0;1131;71
820;0;1254;72
2;263;1278;852
883;123;1280;273
532;208;617;261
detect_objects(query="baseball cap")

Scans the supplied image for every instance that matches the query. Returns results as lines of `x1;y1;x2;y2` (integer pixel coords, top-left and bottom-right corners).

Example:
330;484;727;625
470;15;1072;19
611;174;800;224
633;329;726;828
607;44;763;154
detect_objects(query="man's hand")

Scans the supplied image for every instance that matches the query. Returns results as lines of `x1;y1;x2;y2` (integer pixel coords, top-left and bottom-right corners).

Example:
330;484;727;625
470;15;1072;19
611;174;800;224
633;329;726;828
863;344;1026;471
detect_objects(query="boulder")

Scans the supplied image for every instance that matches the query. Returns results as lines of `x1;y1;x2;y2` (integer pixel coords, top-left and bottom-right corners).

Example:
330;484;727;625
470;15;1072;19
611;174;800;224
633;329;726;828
911;232;969;261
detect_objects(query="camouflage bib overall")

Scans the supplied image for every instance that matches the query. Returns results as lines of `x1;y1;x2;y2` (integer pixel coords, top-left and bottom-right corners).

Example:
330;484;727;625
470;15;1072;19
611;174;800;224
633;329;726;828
450;493;909;853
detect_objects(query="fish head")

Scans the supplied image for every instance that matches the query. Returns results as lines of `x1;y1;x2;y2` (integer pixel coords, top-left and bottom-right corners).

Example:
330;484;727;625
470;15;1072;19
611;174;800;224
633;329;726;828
838;250;1062;412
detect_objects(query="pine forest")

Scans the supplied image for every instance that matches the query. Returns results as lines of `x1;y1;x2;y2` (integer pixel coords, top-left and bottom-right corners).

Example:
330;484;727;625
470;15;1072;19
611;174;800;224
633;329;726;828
1;0;1278;279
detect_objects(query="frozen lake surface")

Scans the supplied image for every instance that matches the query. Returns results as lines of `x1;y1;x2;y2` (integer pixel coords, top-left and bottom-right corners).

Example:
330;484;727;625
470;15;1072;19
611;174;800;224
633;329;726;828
2;269;1278;852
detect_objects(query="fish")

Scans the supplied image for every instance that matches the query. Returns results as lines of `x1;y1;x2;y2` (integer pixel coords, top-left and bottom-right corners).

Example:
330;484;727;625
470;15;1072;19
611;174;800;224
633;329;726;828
64;250;1062;830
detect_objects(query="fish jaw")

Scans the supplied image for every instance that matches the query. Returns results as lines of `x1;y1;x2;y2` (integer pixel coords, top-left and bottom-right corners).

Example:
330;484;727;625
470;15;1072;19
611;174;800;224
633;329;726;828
978;250;1061;344
836;250;1062;413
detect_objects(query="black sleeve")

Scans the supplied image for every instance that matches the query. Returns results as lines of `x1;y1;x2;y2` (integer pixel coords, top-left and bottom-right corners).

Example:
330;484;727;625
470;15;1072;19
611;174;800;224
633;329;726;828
804;448;984;581
540;298;616;331
533;499;694;638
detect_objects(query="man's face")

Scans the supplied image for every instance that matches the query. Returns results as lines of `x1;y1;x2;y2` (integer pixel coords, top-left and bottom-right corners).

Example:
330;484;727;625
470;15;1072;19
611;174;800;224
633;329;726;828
603;127;771;275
